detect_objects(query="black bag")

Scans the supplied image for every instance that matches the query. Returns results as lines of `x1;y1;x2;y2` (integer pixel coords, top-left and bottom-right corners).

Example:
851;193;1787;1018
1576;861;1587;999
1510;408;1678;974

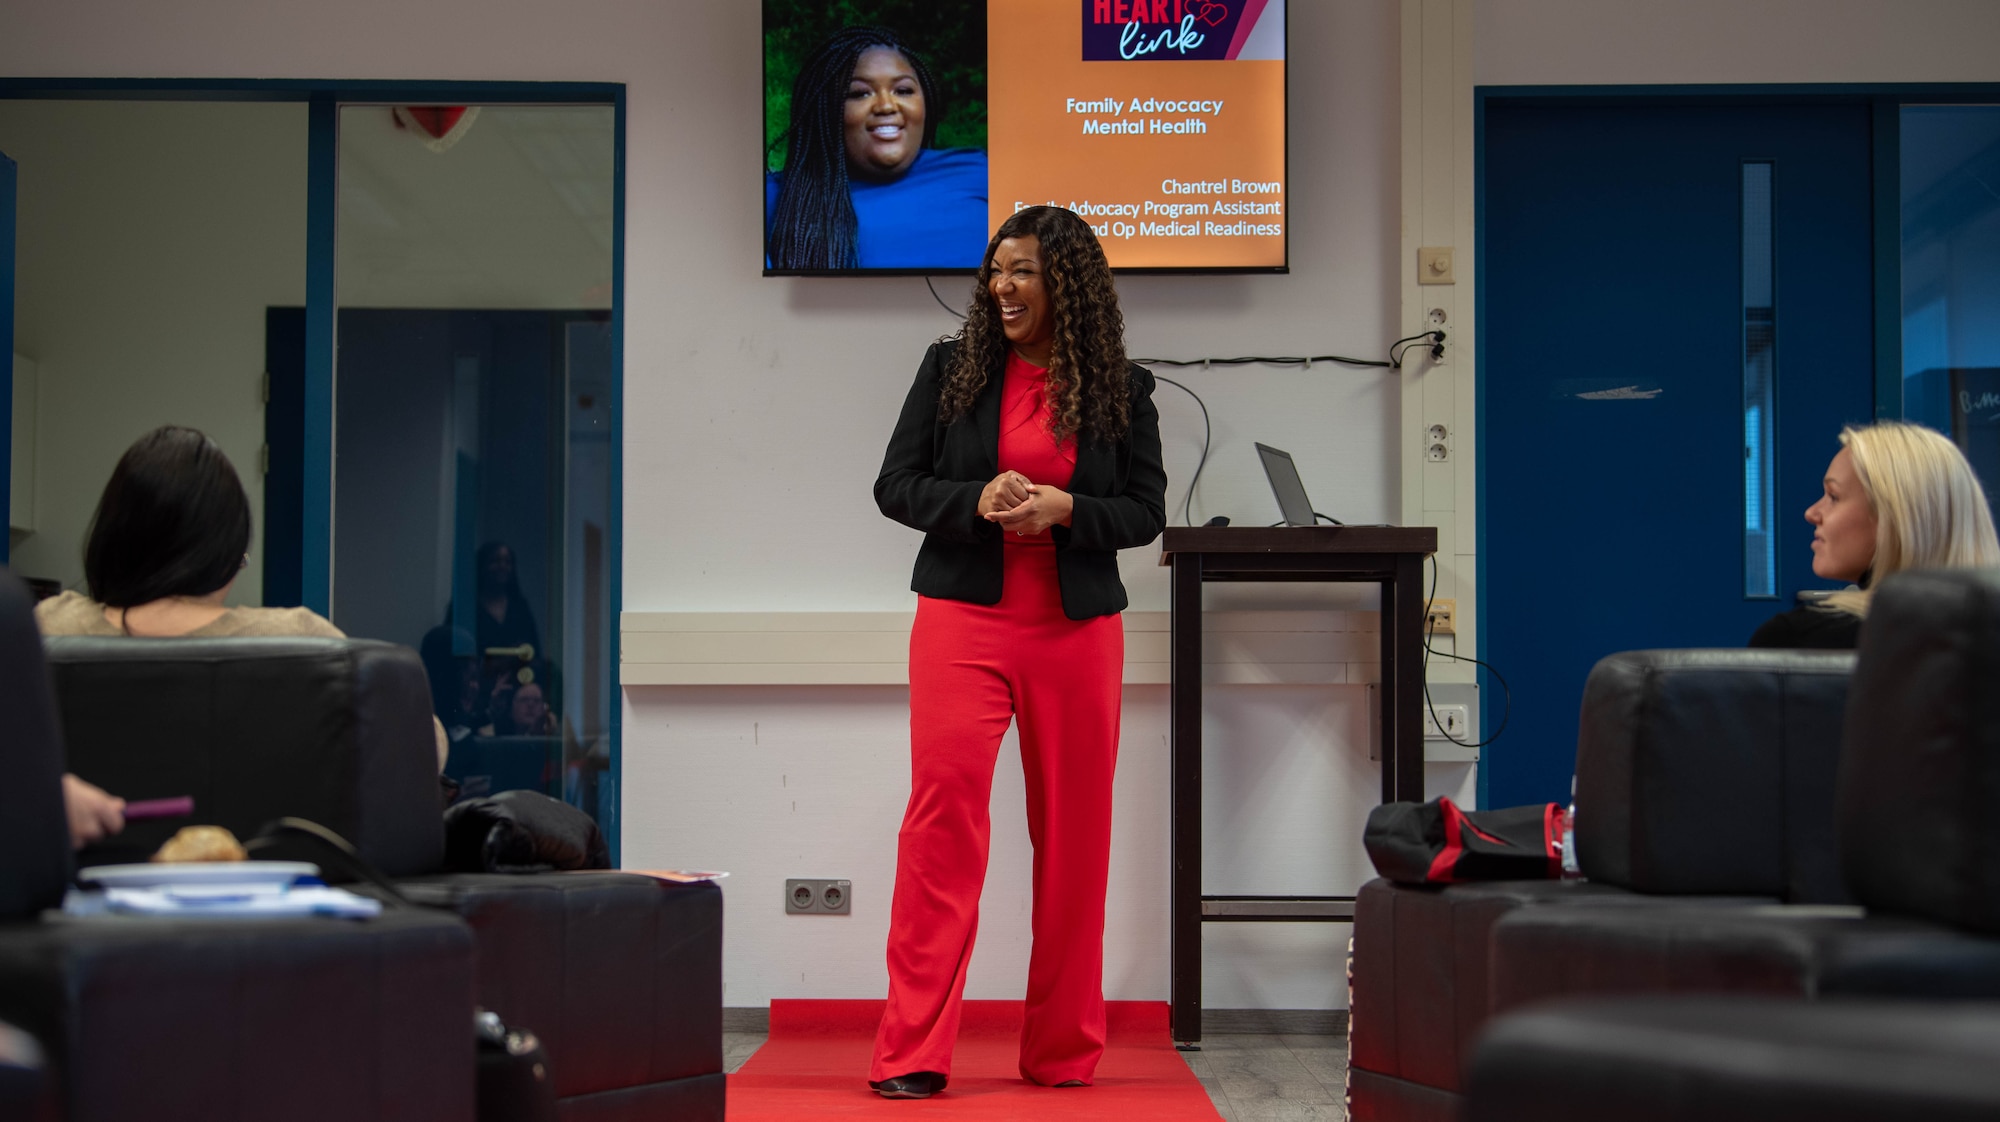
475;1009;557;1122
443;790;611;874
1364;797;1566;885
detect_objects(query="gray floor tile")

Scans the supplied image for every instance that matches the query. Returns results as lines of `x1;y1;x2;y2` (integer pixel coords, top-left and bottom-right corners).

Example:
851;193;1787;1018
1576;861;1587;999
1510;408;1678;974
1197;1033;1287;1050
1217;1075;1337;1104
1202;1050;1316;1079
721;1032;767;1075
1194;1031;1346;1121
1292;1052;1348;1082
1227;1101;1344;1121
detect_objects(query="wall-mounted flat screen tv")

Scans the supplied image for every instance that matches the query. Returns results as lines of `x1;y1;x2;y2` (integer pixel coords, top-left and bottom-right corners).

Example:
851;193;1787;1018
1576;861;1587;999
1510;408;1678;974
763;0;1288;275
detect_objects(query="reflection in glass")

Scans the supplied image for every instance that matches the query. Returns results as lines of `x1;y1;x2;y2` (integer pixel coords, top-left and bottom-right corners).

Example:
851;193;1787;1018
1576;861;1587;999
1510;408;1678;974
1742;161;1777;599
331;104;615;828
1902;105;2000;525
0;100;306;602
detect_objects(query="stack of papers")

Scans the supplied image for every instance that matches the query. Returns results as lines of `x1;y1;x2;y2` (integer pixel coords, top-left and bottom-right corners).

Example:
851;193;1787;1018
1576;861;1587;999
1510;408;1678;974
66;861;383;920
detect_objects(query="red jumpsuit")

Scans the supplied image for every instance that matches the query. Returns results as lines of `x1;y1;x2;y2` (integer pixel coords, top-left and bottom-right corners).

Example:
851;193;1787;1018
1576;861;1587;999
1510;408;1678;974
870;353;1125;1087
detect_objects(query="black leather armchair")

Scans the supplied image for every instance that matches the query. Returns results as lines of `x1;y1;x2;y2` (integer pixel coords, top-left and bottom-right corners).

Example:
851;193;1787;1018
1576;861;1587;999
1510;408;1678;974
1348;647;1855;1120
0;573;477;1122
1486;568;2000;1015
42;629;723;1121
1464;568;2000;1119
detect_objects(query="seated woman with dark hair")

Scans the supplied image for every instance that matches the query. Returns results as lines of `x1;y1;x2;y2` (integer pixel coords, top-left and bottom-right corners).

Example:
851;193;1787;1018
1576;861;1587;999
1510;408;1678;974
36;425;340;639
38;427;447;844
1751;420;2000;648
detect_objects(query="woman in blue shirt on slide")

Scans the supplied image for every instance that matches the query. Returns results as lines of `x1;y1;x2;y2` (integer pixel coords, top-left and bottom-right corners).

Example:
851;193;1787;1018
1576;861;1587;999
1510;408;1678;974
766;25;988;271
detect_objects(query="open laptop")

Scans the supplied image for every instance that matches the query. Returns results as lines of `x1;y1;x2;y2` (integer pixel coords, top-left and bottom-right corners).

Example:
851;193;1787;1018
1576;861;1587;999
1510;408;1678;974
1254;443;1341;526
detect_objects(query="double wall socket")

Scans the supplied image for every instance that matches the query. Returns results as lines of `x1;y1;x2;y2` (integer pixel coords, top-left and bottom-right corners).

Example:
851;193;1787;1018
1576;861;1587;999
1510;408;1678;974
786;878;851;915
1426;423;1450;462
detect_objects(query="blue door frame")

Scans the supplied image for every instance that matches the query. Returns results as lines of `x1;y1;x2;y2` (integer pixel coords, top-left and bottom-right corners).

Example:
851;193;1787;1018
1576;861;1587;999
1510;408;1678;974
0;79;629;859
1474;82;2000;808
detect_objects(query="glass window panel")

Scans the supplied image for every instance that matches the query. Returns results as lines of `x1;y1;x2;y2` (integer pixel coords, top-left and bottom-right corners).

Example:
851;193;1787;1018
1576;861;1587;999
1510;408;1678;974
1901;105;2000;528
333;104;616;827
1742;161;1777;599
0;101;306;603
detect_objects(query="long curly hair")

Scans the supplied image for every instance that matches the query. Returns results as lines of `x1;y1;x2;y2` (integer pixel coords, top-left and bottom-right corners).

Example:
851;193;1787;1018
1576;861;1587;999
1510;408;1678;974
767;26;942;271
940;206;1130;446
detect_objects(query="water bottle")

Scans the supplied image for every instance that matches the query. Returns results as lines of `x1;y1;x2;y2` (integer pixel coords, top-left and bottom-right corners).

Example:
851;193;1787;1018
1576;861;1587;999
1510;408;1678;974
1560;776;1580;878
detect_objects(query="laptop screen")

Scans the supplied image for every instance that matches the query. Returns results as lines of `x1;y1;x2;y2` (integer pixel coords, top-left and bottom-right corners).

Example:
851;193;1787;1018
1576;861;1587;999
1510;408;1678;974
1255;443;1317;527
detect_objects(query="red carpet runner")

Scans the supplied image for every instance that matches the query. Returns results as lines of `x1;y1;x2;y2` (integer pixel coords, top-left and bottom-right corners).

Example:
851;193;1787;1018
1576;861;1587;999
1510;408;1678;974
728;999;1222;1120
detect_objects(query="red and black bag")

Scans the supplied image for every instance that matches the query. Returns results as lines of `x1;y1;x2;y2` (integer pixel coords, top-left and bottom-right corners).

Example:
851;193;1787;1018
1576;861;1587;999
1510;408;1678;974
1363;797;1567;885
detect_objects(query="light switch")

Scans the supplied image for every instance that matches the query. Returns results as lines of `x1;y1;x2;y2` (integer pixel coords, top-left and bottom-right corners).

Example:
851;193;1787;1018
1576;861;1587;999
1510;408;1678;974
1418;246;1455;285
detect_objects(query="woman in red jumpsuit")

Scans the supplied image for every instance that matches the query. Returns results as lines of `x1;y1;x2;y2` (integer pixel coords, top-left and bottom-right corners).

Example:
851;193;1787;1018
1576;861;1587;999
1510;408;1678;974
869;206;1167;1099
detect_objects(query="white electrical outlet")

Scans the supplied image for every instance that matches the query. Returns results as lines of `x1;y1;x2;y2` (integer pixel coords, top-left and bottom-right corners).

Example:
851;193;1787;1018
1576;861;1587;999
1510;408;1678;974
1422;704;1469;740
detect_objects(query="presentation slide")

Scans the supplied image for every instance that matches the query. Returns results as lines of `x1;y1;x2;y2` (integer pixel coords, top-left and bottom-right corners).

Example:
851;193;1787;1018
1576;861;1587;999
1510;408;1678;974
990;0;1287;270
762;0;1285;274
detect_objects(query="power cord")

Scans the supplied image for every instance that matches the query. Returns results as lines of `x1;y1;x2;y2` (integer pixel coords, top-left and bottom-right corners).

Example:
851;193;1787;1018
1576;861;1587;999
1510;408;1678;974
925;276;963;318
1134;331;1445;371
1151;375;1210;526
1419;553;1511;749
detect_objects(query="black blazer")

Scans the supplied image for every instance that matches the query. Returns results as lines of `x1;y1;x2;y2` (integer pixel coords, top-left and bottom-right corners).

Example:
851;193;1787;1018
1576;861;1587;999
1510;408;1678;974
874;339;1167;619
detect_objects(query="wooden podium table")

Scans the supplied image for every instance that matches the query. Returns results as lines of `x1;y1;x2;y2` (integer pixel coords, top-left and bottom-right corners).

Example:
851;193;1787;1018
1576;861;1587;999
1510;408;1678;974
1159;525;1438;1045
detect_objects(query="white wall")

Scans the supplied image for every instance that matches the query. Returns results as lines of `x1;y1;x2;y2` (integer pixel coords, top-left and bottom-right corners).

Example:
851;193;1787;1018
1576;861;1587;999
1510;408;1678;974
0;101;306;603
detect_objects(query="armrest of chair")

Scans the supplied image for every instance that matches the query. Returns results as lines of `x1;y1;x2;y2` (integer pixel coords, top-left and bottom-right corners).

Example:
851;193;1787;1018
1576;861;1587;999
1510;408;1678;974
1576;649;1854;901
0;574;72;920
45;637;444;876
1838;568;2000;933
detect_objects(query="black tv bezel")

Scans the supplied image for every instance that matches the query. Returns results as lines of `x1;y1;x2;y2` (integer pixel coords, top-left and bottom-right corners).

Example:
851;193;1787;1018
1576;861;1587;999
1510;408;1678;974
760;2;1289;278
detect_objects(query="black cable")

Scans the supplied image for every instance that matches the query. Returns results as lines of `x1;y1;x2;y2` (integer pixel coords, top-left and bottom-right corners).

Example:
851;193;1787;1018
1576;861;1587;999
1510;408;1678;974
1151;375;1210;526
1389;330;1448;369
1134;331;1443;371
1138;353;1393;370
1313;512;1345;526
1418;554;1511;749
926;276;965;319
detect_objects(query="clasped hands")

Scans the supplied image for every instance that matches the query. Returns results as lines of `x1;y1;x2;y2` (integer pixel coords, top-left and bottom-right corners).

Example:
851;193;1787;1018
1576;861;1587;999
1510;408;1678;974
980;471;1073;536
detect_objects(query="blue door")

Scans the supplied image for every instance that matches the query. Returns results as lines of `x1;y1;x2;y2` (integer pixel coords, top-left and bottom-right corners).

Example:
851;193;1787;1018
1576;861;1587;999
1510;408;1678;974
1483;102;1876;808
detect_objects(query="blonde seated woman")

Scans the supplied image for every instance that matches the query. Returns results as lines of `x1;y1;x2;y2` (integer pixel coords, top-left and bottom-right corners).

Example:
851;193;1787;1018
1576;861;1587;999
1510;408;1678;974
38;425;448;843
1750;420;2000;649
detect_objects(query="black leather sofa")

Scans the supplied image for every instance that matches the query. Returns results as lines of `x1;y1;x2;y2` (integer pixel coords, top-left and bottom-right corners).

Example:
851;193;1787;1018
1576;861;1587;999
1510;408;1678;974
41;630;724;1122
0;573;478;1122
1463;568;2000;1120
1466;996;2000;1121
1348;646;1856;1120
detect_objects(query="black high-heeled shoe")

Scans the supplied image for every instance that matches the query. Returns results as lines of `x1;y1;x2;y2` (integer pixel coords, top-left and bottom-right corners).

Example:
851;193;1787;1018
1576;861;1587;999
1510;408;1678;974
869;1071;947;1099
